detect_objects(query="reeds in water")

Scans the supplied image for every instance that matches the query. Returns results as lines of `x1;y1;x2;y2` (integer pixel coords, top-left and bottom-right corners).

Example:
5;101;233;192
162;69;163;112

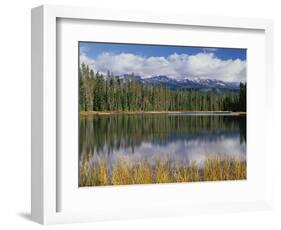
79;154;246;187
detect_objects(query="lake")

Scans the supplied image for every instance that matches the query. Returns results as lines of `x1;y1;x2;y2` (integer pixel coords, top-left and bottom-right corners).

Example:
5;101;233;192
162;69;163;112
79;113;246;169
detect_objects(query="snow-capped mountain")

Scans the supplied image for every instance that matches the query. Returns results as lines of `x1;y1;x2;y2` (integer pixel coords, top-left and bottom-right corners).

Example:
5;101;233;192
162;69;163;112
115;74;240;92
122;75;240;92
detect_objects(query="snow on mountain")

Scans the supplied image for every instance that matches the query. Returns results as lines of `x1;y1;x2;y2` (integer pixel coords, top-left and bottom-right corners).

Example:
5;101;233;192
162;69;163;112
138;75;240;91
116;74;240;92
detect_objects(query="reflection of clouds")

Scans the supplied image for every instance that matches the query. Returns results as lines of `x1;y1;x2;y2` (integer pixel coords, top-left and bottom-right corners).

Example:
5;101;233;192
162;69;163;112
89;134;246;166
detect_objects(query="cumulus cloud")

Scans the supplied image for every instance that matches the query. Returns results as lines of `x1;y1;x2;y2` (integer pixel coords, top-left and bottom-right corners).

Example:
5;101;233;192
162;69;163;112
80;51;246;82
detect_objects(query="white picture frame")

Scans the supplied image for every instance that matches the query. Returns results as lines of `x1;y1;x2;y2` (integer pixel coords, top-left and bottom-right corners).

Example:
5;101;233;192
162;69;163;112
31;4;274;225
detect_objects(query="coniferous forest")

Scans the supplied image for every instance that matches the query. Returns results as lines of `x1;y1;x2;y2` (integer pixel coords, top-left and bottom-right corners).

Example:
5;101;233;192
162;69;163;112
79;63;246;112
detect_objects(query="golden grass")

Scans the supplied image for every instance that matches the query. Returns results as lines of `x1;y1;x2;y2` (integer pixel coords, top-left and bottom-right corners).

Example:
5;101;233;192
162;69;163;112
112;157;132;185
131;159;153;184
79;154;246;187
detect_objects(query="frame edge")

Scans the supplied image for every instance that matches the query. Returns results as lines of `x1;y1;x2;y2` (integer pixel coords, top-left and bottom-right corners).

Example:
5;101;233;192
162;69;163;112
31;5;44;224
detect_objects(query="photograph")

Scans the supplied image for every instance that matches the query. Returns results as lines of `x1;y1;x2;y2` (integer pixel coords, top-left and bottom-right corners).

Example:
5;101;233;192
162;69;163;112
78;42;247;187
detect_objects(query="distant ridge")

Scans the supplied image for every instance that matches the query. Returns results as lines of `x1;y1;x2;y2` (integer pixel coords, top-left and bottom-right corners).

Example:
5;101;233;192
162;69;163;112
117;74;240;92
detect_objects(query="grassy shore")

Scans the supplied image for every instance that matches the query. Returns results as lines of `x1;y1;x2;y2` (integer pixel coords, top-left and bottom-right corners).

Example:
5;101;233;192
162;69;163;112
80;110;246;116
79;155;246;187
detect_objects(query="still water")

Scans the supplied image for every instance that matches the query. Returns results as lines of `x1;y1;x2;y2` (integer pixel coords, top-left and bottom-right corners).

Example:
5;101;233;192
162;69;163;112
79;114;246;166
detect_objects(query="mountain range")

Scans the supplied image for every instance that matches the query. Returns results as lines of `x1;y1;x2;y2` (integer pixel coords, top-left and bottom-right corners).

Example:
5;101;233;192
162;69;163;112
119;74;240;92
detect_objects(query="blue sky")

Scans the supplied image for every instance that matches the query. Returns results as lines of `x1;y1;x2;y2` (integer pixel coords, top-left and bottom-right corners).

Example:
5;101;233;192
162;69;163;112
80;42;246;61
79;42;246;82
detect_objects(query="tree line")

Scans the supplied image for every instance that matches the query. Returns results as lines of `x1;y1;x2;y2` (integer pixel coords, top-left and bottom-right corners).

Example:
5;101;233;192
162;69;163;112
79;63;246;112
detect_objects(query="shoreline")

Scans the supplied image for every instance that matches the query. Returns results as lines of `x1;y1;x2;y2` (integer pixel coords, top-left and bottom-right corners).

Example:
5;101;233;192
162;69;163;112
80;110;247;116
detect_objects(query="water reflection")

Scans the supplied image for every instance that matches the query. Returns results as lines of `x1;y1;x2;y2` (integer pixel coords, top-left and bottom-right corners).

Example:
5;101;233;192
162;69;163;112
79;114;246;165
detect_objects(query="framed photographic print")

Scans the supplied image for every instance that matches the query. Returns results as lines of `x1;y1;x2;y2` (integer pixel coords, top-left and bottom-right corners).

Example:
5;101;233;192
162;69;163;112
31;5;274;224
78;41;247;187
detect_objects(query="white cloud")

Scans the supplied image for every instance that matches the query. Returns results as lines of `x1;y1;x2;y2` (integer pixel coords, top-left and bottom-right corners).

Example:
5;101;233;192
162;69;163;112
80;51;246;82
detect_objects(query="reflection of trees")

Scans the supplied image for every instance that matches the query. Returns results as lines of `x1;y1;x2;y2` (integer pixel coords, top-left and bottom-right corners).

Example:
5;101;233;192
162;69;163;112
79;115;246;157
239;116;246;143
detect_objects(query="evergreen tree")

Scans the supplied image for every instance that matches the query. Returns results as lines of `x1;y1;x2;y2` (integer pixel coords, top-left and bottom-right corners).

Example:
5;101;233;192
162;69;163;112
79;64;247;113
